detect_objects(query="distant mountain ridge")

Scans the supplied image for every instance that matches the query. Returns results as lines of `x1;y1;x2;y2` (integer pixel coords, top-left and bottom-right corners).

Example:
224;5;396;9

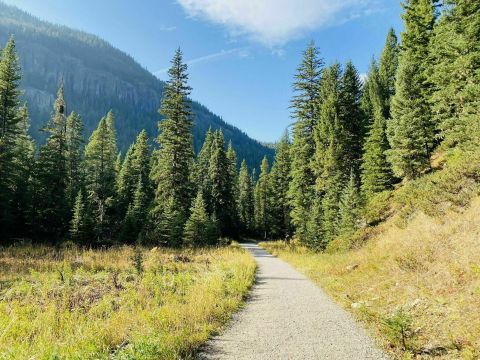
0;1;274;169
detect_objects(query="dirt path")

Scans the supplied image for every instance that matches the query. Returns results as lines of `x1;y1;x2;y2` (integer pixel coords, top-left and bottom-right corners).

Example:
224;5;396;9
198;242;388;360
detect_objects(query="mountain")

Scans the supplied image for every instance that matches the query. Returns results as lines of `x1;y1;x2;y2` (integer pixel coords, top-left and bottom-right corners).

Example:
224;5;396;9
0;2;274;169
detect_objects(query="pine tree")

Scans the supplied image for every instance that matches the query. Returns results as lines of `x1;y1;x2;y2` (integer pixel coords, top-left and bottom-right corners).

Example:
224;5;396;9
208;130;234;236
305;196;324;250
226;141;239;236
237;159;254;234
117;144;136;214
194;128;214;212
65;112;84;207
183;191;213;246
35;84;70;239
254;156;271;239
120;176;149;244
269;132;292;239
0;37;22;238
11;105;35;235
150;48;194;245
84;111;118;242
339;171;362;237
430;0;480;150
378;28;399;117
70;190;87;243
288;42;323;241
340;61;364;179
387;0;438;180
361;61;394;197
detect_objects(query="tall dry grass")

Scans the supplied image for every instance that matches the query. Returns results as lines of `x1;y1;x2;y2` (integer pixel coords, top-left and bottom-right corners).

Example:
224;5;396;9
0;245;256;359
262;198;480;359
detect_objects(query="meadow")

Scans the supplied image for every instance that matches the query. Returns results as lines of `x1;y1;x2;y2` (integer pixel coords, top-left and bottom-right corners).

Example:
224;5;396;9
262;198;480;359
0;244;256;359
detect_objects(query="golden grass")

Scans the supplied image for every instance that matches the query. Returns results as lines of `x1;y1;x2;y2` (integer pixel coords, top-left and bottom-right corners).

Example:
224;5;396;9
0;244;256;359
262;198;480;359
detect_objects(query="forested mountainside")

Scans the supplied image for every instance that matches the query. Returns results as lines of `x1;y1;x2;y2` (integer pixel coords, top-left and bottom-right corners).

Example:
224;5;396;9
0;2;273;168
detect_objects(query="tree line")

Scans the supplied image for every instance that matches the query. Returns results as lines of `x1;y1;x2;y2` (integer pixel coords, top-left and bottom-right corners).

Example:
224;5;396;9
1;0;478;248
254;0;479;249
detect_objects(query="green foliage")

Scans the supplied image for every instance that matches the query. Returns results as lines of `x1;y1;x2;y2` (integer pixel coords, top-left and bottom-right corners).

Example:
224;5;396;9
131;247;144;275
84;111;118;242
387;0;438;180
150;49;194;245
269;132;292;239
65;112;84;207
383;309;415;351
430;0;480;151
70;190;87;243
254;156;272;239
338;171;362;237
378;28;399;117
237;160;255;234
288;41;323;242
183;191;217;246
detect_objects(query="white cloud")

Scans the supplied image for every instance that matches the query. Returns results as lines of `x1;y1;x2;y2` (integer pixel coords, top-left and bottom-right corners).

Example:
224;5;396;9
176;0;374;46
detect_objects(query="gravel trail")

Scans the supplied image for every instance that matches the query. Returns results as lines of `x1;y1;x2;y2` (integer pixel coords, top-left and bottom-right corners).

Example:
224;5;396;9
198;242;389;360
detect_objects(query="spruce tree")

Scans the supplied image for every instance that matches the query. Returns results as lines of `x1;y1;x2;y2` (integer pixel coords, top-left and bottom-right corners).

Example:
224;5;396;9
11;105;35;235
35;84;70;239
387;0;438;180
237;159;254;234
0;37;22;238
340;61;364;179
339;171;362;237
269;132;292;239
117;144;136;214
288;42;323;241
70;190;87;243
121;176;149;244
430;0;480;150
208;130;234;236
65;112;84;207
194;128;214;212
226;141;239;236
361;61;394;197
84;111;118;242
254;156;271;239
183;191;213;246
378;28;399;117
150;48;194;245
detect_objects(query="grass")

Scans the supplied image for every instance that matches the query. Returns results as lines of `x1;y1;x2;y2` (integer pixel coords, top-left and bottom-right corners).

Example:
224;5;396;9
262;197;480;359
0;244;256;359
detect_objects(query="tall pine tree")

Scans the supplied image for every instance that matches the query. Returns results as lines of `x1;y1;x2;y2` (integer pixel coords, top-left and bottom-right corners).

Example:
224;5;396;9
288;42;323;242
254;156;271;239
150;48;194;245
237;159;254;234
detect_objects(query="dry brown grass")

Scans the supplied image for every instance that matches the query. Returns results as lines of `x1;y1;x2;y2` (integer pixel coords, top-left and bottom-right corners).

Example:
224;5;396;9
0;244;256;359
262;198;480;359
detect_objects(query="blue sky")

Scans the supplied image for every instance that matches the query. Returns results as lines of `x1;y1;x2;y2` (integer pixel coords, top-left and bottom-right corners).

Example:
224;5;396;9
4;0;403;143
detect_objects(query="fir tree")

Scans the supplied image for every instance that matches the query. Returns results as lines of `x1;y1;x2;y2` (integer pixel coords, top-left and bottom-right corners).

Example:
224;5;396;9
183;191;213;246
339;171;362;237
340;61;364;179
361;61;394;197
288;42;323;241
117;144;136;214
0;37;22;238
121;176;148;244
11;105;35;235
269;132;292;239
226;141;239;236
254;156;271;239
150;48;194;245
237;159;254;234
84;111;118;242
65;112;84;207
430;0;480;150
208;130;234;236
70;190;87;243
378;28;399;117
388;0;438;180
35;83;70;239
194;128;214;212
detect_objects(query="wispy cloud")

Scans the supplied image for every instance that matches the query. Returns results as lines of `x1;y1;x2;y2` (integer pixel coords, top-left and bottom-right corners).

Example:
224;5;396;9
175;0;376;47
153;47;249;75
158;25;177;31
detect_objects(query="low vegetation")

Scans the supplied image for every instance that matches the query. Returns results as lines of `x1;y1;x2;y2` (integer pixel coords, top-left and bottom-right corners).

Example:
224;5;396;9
262;196;480;359
0;244;256;359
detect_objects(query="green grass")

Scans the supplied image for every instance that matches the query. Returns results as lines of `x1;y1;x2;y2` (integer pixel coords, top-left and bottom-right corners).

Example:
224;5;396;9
0;244;256;359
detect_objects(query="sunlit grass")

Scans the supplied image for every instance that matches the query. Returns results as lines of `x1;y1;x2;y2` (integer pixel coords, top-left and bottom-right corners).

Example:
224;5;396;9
0;244;256;359
262;198;480;359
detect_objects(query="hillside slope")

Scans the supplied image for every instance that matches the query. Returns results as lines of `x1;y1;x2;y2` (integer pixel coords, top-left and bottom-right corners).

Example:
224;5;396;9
0;2;274;168
263;151;480;359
